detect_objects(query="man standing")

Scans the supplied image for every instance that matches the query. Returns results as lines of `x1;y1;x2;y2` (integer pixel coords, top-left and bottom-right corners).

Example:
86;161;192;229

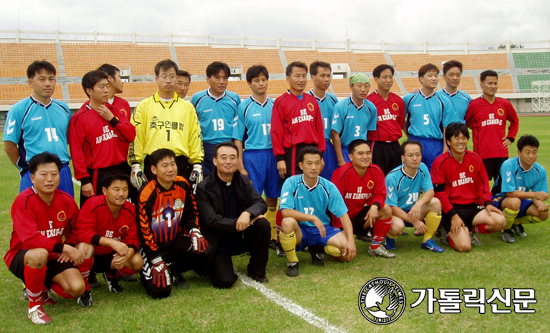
128;59;204;189
97;63;132;120
307;61;339;179
271;61;326;180
436;60;471;123
404;63;459;170
431;123;506;251
176;70;192;99
367;64;405;175
137;149;208;298
331;73;377;167
492;135;548;243
3;61;73;196
465;70;519;181
195;142;271;287
191;62;241;178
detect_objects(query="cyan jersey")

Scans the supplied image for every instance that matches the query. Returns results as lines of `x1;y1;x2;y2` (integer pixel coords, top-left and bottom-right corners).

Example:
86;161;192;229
232;96;274;150
307;90;338;140
493;157;548;197
332;96;377;146
436;88;471;123
386;163;433;211
191;89;241;144
3;96;71;171
404;90;458;139
280;175;347;227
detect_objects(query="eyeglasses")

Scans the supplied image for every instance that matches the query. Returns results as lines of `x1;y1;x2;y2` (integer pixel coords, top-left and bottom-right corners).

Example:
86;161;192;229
159;74;176;80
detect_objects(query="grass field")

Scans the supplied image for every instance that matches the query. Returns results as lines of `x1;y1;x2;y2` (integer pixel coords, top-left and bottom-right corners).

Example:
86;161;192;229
1;116;549;332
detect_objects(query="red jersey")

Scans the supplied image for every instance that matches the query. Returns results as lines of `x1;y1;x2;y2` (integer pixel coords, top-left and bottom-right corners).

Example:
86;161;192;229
431;151;492;215
331;162;386;227
367;91;405;142
85;96;131;121
77;195;139;256
464;96;519;159
4;188;79;268
271;91;326;158
69;104;136;187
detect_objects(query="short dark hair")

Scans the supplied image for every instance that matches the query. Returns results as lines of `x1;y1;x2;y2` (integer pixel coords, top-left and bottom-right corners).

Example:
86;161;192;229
372;64;395;78
97;63;120;78
102;173;130;190
517;135;540;151
82;70;109;98
29;152;62;175
348;139;371;155
177;70;192;82
286;61;308;77
214;141;239;158
400;140;423;155
309;61;331;76
445;122;470;147
480;70;498;82
298;146;323;163
206;61;230;78
418;63;440;78
27;60;56;79
154;59;179;77
149;148;176;167
246;65;269;83
442;60;463;75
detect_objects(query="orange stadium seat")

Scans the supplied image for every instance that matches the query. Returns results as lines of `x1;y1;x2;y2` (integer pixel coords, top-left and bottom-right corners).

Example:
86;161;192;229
353;53;388;73
438;76;478;95
119;82;158;102
284;50;359;72
0;84;62;105
0;43;58;77
390;53;509;72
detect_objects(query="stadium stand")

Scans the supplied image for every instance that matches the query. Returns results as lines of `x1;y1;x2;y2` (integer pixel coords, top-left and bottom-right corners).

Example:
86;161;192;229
284;50;359;72
390;53;509;71
0;44;58;78
0;84;63;105
513;52;550;69
438;76;478;95
353;53;389;73
517;74;550;91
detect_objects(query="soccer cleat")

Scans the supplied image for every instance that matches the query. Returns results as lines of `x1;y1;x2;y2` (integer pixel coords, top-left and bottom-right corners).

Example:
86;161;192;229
356;234;372;242
248;272;269;283
276;242;286;257
401;230;409;236
77;290;93;308
269;239;277;251
308;247;324;267
88;271;100;289
103;273;123;293
286;262;299;277
513;224;527;237
23;288;29;301
121;275;137;282
368;245;396;258
421;239;444;253
501;229;516;243
40;291;56;306
385;237;396;250
28;305;51;325
470;232;482;246
172;273;190;289
439;228;450;245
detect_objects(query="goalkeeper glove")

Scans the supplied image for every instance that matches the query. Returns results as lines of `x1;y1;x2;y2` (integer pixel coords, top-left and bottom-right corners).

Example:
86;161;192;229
151;256;169;288
190;228;208;253
189;164;203;184
131;164;148;189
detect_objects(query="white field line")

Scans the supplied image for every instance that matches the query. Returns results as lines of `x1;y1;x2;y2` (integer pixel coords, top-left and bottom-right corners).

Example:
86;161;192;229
236;270;348;333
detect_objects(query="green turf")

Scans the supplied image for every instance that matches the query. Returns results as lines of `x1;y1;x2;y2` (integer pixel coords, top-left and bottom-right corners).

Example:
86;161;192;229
1;116;549;332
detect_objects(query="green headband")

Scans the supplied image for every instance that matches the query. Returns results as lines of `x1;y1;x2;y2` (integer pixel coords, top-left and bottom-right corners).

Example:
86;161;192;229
349;73;370;85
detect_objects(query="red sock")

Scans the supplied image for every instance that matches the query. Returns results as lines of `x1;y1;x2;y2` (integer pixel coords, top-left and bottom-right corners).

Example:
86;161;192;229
24;265;47;308
448;237;456;250
50;283;74;299
115;267;137;278
78;257;94;291
371;218;392;250
472;224;490;234
276;210;282;243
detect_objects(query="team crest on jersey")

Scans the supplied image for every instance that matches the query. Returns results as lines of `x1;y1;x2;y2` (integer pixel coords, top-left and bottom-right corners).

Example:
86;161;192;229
469;165;474;172
119;225;129;235
57;211;66;222
392;103;399;111
307;103;314;111
174;199;184;210
497;108;504;116
120;109;127;117
367;180;374;189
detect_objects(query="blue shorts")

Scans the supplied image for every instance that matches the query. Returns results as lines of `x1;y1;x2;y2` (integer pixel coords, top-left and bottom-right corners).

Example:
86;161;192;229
342;145;350;163
409;135;443;171
296;225;342;251
202;142;216;178
492;196;533;218
320;140;338;180
20;163;74;197
243;149;281;199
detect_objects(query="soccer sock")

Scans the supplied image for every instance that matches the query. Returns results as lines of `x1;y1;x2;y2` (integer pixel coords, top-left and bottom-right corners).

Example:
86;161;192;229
503;208;520;230
24;265;47;308
50;283;74;299
424;211;442;243
279;231;298;262
276;210;283;243
472;224;491;234
78;257;94;291
116;267;137;278
265;206;277;240
386;233;398;239
324;245;342;257
514;215;543;224
371;218;392;250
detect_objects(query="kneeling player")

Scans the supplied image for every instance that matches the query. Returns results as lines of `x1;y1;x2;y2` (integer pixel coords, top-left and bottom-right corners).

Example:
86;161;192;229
279;147;356;277
492;135;548;243
76;173;143;295
431;123;506;252
331;139;397;258
4;153;85;324
385;140;443;252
